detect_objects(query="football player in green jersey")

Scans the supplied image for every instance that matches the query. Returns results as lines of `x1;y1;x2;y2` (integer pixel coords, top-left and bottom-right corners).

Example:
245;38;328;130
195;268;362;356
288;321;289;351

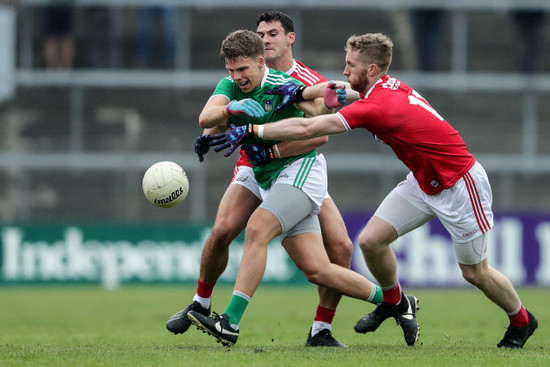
184;30;418;348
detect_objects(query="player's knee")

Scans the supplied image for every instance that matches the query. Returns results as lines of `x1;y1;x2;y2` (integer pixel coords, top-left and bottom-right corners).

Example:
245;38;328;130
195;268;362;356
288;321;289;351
325;237;353;267
357;233;380;256
210;219;240;248
296;261;328;285
460;264;486;287
302;267;326;286
245;220;279;246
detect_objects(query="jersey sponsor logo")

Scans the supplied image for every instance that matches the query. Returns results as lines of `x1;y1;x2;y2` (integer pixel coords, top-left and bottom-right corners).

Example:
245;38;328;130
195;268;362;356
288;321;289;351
382;77;401;90
264;100;273;112
462;228;478;239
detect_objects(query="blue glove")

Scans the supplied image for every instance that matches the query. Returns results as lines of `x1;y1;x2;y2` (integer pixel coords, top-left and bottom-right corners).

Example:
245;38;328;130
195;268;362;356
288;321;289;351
194;135;210;162
209;123;256;157
265;82;306;112
226;99;265;118
242;144;275;166
323;81;347;108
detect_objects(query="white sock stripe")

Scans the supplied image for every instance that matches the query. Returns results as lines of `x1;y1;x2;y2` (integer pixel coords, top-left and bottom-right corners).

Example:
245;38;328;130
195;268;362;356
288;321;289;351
311;321;331;336
367;285;378;302
507;303;523;316
192;294;211;309
381;283;399;291
233;290;251;302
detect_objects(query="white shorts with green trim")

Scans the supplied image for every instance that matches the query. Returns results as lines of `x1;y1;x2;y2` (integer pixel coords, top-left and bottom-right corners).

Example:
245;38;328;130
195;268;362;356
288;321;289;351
229;165;261;200
259;153;327;215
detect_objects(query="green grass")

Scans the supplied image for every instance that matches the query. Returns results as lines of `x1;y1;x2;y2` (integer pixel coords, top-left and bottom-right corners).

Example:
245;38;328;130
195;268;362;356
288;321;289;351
0;286;549;366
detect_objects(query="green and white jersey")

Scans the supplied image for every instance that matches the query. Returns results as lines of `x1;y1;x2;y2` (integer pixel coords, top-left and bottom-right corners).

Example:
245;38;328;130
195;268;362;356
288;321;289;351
213;66;317;189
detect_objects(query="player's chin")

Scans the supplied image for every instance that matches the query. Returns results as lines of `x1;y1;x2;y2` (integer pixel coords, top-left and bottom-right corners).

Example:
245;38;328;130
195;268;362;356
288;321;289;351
238;82;252;93
264;51;276;60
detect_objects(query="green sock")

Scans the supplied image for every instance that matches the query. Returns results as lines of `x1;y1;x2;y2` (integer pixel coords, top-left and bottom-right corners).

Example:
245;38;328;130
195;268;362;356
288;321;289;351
224;291;251;328
368;284;383;304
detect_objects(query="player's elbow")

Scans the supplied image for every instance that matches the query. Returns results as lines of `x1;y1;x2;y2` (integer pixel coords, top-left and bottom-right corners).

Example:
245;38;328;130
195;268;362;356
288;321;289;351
307;135;329;149
198;117;210;129
317;135;329;146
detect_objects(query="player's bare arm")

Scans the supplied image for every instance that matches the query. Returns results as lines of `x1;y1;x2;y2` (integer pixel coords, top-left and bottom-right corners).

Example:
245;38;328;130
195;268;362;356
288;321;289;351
296;96;333;116
198;95;232;129
209;114;345;157
275;136;329;158
202;123;228;136
303;81;361;105
262;114;346;141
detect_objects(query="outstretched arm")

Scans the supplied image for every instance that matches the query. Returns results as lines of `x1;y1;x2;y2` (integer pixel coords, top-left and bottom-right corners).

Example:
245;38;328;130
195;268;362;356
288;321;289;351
242;136;329;166
261;114;347;141
303;81;361;107
198;95;265;129
208;114;347;157
267;81;360;113
276;136;329;156
296;96;333;117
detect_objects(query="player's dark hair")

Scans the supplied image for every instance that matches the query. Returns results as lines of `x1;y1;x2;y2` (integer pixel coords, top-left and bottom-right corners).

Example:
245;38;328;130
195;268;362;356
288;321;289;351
256;10;294;33
220;29;265;62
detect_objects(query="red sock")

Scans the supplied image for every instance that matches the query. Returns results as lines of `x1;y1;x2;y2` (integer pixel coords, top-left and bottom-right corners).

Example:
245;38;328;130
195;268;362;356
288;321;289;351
509;305;529;327
382;283;402;305
314;305;336;324
196;279;216;299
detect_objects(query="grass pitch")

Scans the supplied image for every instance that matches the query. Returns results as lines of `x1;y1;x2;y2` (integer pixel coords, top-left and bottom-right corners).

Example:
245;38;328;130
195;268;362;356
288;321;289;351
0;286;548;366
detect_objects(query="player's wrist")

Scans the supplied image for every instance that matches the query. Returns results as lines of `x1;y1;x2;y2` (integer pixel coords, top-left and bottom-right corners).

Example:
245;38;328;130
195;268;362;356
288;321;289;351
247;123;257;137
294;85;306;102
272;144;280;159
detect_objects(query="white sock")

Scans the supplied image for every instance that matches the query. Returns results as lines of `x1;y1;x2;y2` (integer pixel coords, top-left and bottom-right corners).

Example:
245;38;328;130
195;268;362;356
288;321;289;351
311;321;331;336
192;294;211;310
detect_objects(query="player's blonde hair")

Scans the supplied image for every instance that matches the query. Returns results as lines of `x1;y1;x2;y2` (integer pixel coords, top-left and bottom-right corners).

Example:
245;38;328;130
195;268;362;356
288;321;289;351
220;30;264;63
345;33;393;73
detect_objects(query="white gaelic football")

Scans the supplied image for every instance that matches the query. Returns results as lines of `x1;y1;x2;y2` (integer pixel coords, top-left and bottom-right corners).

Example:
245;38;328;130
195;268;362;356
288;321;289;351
142;161;189;208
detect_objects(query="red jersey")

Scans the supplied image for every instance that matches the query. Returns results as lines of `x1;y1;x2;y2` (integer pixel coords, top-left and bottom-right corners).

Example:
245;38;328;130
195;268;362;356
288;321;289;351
288;59;327;87
237;60;327;167
337;74;475;195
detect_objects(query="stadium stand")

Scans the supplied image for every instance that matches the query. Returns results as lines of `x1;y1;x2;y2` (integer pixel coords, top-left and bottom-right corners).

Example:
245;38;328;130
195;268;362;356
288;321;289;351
1;1;549;223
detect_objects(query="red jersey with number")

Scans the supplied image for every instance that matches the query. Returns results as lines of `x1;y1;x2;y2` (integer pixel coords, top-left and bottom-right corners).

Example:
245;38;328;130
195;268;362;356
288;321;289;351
337;74;475;195
236;60;327;167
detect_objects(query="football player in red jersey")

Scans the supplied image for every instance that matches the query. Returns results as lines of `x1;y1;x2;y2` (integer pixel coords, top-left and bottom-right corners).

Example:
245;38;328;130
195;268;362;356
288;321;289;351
254;10;416;348
214;32;538;349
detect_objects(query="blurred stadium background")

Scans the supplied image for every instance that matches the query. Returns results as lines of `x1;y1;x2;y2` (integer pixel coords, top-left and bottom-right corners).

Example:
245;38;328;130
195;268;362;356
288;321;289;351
1;0;549;289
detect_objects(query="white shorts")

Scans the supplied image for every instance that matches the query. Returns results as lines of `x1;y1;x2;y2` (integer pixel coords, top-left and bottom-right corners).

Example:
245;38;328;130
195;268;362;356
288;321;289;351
376;161;494;244
229;165;262;200
232;161;332;203
259;153;327;215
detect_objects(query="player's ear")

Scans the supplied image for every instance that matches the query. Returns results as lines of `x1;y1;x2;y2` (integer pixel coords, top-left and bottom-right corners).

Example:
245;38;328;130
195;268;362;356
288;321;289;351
257;56;265;68
287;31;296;46
367;63;378;77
